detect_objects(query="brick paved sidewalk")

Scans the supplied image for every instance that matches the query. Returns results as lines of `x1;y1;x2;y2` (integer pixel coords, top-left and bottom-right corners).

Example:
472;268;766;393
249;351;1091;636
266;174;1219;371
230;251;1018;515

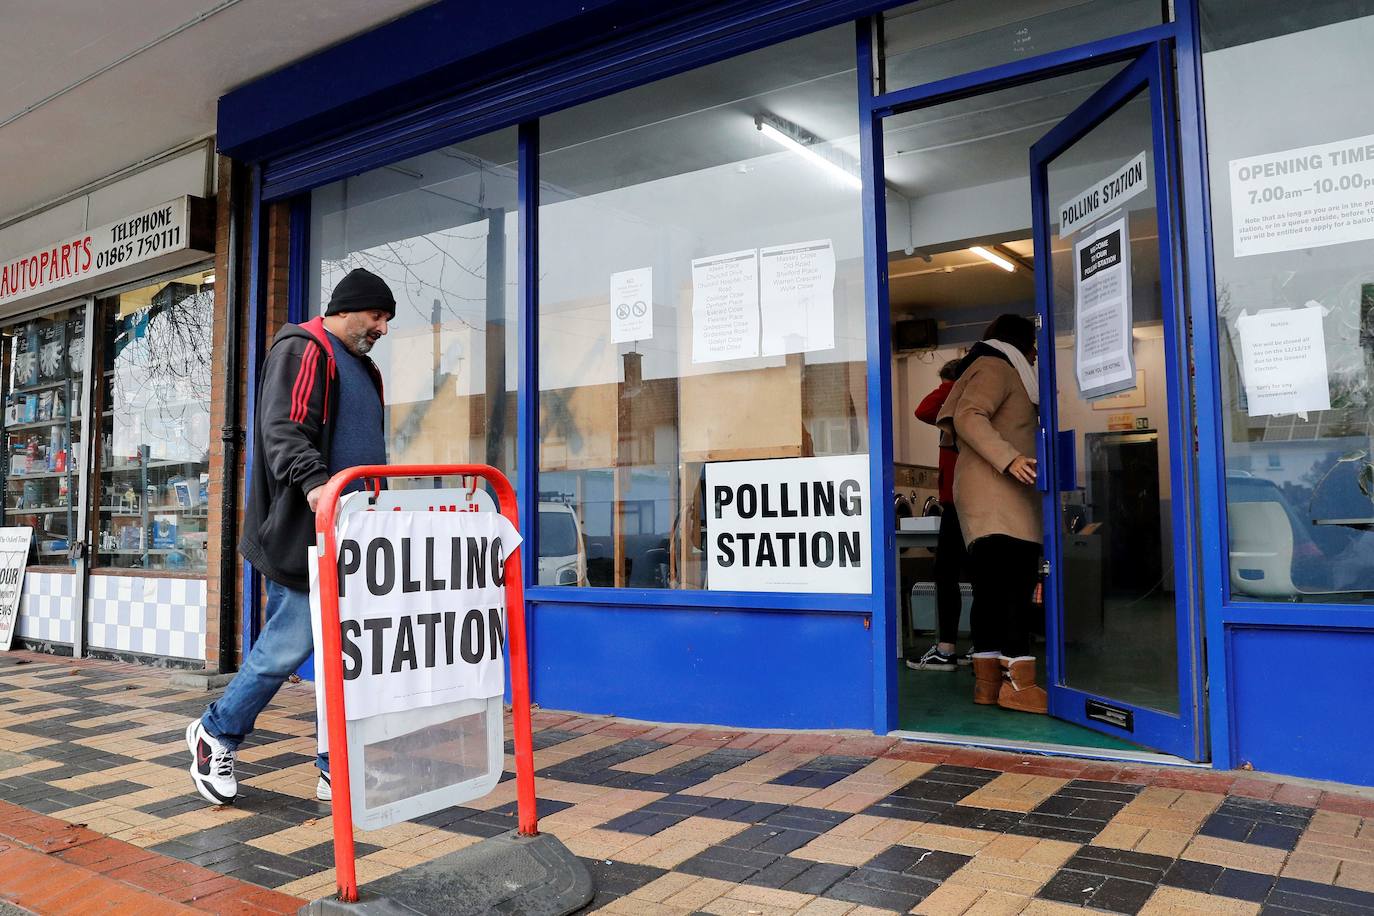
2;651;1372;915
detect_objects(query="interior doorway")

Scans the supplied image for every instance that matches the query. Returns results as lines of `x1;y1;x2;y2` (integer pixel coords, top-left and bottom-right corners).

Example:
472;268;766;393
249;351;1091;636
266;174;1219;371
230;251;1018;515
883;49;1202;759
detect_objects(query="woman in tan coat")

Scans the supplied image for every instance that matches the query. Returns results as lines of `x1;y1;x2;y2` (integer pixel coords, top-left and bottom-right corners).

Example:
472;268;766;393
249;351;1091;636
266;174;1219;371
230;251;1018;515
936;314;1046;714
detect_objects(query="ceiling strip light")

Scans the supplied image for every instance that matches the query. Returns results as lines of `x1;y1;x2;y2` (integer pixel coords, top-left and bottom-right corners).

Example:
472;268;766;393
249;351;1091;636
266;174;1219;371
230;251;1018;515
968;245;1016;273
757;118;862;190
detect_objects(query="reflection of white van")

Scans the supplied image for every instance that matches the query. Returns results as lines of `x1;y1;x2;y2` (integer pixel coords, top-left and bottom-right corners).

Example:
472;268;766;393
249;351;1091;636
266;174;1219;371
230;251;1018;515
538;501;586;586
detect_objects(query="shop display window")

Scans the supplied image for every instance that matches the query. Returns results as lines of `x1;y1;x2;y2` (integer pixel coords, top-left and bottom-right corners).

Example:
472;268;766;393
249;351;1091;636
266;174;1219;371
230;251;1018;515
537;25;869;591
308;131;519;491
93;270;213;572
1202;2;1374;602
878;0;1163;96
2;304;86;566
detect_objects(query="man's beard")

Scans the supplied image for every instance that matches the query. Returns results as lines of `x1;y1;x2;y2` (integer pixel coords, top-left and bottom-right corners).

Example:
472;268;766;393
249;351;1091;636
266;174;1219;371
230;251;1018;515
347;330;375;355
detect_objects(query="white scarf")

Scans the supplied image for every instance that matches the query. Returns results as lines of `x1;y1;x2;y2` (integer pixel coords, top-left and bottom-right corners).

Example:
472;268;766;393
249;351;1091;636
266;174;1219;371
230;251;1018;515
983;339;1039;405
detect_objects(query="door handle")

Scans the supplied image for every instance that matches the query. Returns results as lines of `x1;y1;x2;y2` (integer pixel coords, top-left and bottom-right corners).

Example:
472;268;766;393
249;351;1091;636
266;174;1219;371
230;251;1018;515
1036;428;1050;493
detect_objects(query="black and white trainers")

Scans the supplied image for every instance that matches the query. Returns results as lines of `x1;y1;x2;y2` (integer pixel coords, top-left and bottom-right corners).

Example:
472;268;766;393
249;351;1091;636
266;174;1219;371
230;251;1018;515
186;718;237;805
316;771;331;802
959;647;975;667
907;645;958;671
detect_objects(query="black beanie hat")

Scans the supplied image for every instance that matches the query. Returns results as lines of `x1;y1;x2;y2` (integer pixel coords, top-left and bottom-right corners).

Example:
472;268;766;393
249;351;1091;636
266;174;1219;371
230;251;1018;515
325;268;396;318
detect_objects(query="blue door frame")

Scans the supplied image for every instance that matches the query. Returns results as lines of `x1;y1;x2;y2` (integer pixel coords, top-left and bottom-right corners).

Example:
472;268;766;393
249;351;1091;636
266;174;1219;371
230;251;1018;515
1027;43;1205;761
231;1;1252;755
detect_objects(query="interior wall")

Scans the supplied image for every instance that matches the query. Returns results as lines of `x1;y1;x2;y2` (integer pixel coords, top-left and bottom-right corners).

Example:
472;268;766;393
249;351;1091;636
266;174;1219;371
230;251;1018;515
892;345;964;467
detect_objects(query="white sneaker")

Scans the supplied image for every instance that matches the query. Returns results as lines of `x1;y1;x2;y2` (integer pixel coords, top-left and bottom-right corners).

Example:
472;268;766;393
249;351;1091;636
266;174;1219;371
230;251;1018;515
186;718;237;804
316;771;331;801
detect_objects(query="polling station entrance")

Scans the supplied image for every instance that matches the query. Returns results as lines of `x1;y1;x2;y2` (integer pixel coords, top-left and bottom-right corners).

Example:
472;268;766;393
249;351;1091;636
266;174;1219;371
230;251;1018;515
879;40;1205;760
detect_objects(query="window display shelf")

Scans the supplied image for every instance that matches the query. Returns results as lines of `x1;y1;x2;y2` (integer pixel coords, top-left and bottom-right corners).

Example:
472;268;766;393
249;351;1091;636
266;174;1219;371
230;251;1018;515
6;418;79;433
5;506;74;515
101;460;195;474
98;505;207;516
6;471;73;481
12;380;72;395
100;549;179;556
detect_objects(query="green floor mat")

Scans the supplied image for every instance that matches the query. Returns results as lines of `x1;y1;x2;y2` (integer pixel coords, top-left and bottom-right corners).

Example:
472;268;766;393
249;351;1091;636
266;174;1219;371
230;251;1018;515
896;662;1144;752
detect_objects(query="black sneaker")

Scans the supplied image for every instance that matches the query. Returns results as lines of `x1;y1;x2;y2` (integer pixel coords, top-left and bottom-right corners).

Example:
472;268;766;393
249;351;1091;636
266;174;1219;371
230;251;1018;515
959;647;975;667
907;645;958;671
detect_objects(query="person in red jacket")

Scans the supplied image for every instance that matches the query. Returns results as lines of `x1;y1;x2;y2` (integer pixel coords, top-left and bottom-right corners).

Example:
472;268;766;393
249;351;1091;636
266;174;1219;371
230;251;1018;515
911;359;968;670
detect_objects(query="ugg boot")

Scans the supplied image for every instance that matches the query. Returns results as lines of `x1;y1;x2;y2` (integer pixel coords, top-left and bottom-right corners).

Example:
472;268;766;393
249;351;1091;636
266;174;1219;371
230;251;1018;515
997;656;1047;714
972;652;1002;705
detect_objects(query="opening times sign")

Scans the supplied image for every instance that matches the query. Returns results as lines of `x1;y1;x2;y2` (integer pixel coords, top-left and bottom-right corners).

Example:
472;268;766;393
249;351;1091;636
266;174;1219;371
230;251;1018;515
1229;133;1374;257
706;455;870;593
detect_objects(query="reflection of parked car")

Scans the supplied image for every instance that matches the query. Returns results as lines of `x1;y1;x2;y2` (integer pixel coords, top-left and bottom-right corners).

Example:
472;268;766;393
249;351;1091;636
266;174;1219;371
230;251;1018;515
538;501;585;586
1225;471;1374;598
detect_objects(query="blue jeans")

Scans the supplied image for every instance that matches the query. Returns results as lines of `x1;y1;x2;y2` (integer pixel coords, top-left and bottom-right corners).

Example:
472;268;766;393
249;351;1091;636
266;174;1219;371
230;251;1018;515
203;580;328;773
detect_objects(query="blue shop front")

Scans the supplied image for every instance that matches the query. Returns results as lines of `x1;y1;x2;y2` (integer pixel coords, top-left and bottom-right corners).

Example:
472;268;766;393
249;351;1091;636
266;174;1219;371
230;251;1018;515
218;0;1374;786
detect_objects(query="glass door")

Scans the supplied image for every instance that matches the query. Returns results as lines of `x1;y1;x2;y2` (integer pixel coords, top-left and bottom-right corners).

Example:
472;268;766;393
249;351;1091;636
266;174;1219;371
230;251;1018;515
1029;43;1204;759
1;300;93;653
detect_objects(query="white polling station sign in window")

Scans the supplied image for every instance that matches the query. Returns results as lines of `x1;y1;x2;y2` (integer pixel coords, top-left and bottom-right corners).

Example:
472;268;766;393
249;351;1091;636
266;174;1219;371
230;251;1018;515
706;454;870;593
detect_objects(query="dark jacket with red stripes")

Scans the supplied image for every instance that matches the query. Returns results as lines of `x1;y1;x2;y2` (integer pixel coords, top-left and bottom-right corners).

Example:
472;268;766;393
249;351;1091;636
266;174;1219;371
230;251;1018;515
239;316;384;590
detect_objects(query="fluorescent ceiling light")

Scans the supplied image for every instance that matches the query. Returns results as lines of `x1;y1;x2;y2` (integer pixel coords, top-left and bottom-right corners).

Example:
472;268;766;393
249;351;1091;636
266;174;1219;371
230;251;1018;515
757;118;862;190
968;245;1015;272
202;273;215;285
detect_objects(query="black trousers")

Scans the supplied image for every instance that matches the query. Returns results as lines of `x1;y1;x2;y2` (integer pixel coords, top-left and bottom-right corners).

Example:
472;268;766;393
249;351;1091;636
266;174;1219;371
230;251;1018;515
969;534;1041;658
933;505;967;645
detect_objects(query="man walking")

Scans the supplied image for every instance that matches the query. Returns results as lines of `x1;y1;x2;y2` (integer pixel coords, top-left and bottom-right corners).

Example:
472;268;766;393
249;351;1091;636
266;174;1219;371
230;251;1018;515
187;267;393;805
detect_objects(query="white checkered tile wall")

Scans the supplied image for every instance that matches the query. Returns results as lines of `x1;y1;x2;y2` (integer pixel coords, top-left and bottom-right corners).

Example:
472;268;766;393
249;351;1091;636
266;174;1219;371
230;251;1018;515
87;575;207;660
16;572;77;644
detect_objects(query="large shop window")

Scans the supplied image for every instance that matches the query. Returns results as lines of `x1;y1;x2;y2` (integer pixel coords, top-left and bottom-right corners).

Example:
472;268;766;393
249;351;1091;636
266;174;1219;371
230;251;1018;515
308;130;519;486
1203;2;1374;603
537;26;869;592
879;0;1164;95
95;271;214;572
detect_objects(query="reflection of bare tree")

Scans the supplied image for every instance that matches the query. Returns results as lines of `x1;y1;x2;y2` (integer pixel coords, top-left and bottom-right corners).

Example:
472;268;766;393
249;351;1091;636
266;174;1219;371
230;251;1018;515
322;225;514;330
111;289;213;458
319;218;517;468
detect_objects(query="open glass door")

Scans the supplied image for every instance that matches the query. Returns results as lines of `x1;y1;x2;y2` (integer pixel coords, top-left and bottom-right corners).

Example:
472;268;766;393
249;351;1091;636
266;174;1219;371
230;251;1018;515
1029;43;1204;759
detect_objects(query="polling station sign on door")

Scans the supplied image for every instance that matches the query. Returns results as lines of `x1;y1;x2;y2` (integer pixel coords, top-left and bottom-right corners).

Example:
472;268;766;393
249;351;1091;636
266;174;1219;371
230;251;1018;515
311;506;520;830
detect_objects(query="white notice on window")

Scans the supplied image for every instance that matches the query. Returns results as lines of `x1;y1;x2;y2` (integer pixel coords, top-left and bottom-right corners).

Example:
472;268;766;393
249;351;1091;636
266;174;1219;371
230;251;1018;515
1074;216;1135;399
692;249;759;363
1229;133;1374;257
610;267;653;343
760;240;836;356
1236;306;1331;417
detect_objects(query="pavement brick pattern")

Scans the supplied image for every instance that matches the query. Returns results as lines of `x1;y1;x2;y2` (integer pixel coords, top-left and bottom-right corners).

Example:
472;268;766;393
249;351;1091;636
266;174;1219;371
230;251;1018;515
2;652;1373;915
